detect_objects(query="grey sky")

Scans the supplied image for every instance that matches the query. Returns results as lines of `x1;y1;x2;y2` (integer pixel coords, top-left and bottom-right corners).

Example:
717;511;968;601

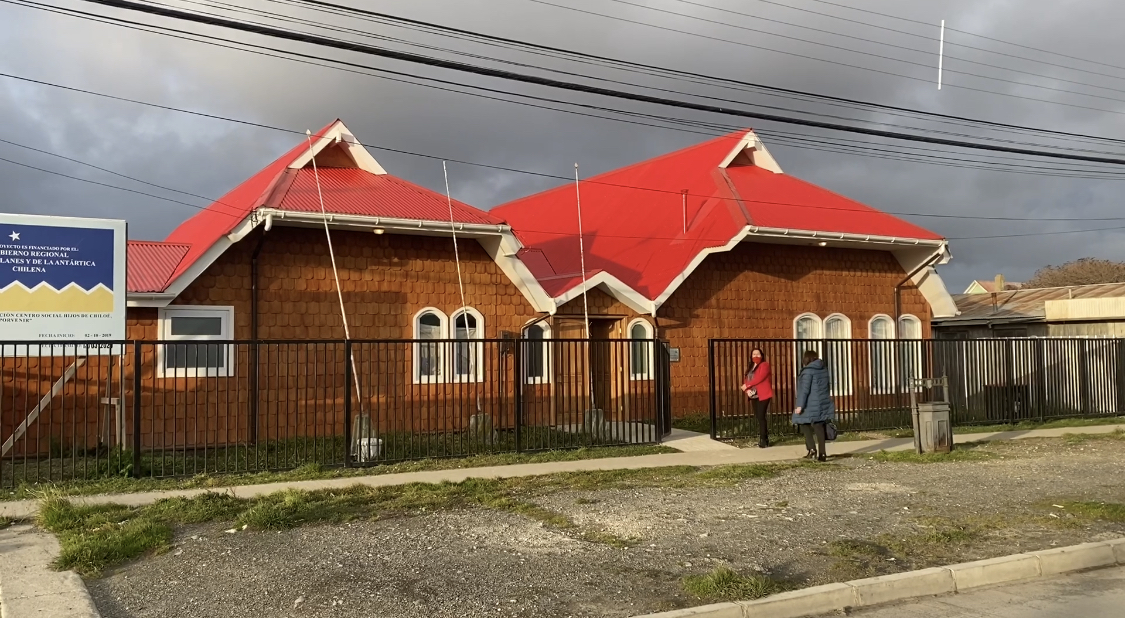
3;0;1125;292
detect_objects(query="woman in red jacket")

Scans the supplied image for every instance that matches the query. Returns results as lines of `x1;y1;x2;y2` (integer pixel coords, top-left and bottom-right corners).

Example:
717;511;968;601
740;348;774;448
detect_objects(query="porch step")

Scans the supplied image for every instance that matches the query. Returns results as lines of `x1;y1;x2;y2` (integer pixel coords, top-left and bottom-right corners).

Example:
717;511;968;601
663;429;740;452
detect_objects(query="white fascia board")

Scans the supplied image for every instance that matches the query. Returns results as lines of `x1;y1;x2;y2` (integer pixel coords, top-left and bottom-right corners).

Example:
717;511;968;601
552;271;655;316
152;214;260;306
747;226;947;248
127;294;178;307
477;235;556;314
256;208;512;236
894;243;958;319
287;121;387;175
652;225;753;312
718;130;784;174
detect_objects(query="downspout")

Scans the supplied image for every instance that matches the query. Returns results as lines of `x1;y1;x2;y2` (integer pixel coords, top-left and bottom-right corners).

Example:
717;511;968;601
894;250;943;455
249;223;270;444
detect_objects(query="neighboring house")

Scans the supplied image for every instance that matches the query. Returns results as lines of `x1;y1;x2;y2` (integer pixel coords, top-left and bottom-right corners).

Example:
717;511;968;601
494;129;956;414
934;282;1125;338
964;279;1023;294
3;123;958;457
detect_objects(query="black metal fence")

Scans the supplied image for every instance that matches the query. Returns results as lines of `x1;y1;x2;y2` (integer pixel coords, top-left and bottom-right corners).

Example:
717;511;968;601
708;338;1125;440
1;339;668;488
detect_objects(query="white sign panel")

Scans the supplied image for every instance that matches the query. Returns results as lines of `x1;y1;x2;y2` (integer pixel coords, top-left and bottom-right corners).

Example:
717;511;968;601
0;214;126;355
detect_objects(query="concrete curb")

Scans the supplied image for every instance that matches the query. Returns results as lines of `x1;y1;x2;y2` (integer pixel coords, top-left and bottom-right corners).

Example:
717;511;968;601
2;424;1121;521
633;538;1125;618
0;524;100;618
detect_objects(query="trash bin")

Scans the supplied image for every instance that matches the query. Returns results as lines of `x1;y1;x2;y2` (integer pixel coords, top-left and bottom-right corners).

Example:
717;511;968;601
911;377;953;454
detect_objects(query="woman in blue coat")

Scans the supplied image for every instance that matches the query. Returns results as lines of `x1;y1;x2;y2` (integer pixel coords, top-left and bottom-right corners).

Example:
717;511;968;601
794;349;835;462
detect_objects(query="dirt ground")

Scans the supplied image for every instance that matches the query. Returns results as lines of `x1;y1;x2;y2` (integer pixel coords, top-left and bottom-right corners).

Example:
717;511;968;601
87;437;1125;618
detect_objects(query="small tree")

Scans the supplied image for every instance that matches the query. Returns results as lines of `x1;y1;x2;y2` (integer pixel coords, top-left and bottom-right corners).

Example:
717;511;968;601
1024;258;1125;289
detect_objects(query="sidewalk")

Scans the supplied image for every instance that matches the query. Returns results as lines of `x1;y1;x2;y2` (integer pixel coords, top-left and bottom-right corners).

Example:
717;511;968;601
0;524;100;618
1;424;1120;521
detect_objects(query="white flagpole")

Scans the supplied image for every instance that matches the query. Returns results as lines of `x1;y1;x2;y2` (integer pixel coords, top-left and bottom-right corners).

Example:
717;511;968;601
938;20;946;90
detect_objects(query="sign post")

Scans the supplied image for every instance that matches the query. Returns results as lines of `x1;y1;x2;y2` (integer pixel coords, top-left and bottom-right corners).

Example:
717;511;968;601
0;214;126;355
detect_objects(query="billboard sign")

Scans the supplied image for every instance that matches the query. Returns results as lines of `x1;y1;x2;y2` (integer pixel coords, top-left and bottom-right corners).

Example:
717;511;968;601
0;214;127;355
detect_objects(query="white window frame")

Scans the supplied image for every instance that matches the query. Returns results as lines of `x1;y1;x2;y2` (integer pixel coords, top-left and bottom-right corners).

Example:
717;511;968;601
523;321;552;385
793;313;824;375
450;307;485;383
157;305;234;379
868;314;896;395
413;307;447;384
823;313;854;396
628;318;655;381
898;314;924;392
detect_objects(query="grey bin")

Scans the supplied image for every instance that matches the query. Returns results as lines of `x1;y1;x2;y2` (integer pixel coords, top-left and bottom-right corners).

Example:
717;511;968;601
916;401;952;454
910;377;953;455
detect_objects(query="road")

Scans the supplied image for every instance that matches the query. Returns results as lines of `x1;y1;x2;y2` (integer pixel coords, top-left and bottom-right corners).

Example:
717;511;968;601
828;566;1125;618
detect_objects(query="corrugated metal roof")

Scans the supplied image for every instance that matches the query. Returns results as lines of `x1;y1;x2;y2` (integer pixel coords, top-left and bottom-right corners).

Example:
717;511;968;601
495;130;942;302
127;241;191;293
940;282;1125;323
276;168;501;225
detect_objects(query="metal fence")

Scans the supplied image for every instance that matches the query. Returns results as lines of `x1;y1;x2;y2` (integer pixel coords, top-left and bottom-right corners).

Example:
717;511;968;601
1;338;668;488
708;338;1125;440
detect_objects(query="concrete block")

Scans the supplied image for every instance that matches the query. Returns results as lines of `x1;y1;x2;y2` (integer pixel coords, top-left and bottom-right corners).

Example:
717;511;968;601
0;592;101;618
1107;538;1125;565
947;554;1041;591
1033;542;1118;576
740;583;855;618
634;602;744;618
849;567;956;607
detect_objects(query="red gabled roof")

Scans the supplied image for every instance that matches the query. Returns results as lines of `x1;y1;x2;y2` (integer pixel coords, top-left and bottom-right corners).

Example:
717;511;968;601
273;168;501;225
127;120;501;294
127;241;190;293
493;130;944;303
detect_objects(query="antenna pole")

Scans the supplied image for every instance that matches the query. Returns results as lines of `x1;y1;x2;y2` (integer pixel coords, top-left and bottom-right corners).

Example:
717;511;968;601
938;20;945;90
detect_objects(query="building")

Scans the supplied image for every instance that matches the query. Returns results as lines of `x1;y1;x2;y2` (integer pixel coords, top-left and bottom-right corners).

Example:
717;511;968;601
494;129;955;414
963;279;1023;295
3;123;956;461
934;282;1125;339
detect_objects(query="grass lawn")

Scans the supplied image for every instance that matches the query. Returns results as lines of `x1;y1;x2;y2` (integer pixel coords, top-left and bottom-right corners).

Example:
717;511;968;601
2;444;677;502
37;460;828;576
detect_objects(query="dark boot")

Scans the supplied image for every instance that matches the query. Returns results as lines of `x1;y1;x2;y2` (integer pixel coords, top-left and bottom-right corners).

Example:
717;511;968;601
803;449;817;460
817;453;827;462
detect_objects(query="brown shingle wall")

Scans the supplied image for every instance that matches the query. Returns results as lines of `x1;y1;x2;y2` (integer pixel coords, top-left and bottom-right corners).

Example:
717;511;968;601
2;235;932;456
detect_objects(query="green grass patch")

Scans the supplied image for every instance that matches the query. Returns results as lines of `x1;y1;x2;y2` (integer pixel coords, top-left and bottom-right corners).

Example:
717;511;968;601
1048;501;1125;523
672;414;712;435
858;443;997;464
682;566;792;602
37;461;810;575
959;417;1125;435
0;516;13;529
3;444;676;502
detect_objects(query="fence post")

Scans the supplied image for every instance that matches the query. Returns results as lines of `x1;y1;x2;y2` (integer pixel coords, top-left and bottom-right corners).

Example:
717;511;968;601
513;336;523;453
708;339;717;440
131;341;142;478
343;340;352;468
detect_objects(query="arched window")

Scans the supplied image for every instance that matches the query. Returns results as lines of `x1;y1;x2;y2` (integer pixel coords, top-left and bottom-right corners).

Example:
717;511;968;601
869;315;895;394
898;315;923;390
524;322;551;384
793;314;823;374
628;319;654;380
413;308;447;383
824;314;853;396
451;308;485;382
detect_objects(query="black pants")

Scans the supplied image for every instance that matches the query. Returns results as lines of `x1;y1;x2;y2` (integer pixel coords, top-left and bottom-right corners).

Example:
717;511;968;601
800;422;827;456
752;398;771;446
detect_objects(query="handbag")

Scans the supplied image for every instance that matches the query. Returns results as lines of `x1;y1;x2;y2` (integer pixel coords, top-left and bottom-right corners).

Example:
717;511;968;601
825;421;838;442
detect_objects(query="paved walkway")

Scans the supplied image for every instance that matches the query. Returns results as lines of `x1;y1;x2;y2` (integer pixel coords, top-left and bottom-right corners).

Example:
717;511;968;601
0;424;1120;521
0;524;100;618
662;428;740;452
821;565;1125;618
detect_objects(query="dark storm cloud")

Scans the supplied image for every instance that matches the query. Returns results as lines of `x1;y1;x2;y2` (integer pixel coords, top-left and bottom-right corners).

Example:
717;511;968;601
2;0;1125;292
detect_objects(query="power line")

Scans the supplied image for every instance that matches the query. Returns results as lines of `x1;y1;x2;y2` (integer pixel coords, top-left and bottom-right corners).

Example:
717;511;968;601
787;0;1125;74
598;0;1125;101
267;0;1125;150
685;0;1125;84
56;0;1125;165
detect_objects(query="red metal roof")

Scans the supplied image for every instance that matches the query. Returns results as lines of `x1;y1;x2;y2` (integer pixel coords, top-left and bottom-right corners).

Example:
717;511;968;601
127;241;190;293
128;120;502;294
493;130;944;303
274;168;501;225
